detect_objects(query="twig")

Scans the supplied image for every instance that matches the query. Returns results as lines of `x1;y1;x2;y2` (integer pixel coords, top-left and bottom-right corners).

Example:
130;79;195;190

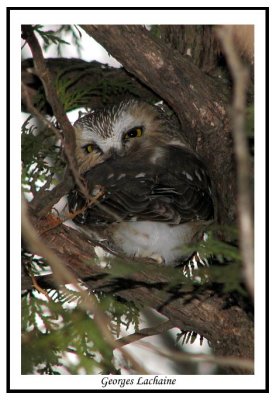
22;193;82;288
30;274;52;302
37;186;106;235
21;82;63;138
137;341;254;372
216;26;254;298
29;170;74;217
115;320;175;348
21;25;89;203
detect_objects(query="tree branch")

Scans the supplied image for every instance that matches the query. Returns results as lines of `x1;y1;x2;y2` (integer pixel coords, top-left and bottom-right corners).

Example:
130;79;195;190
216;26;254;298
21;25;89;209
81;25;228;135
115;320;175;348
136;341;254;372
23;212;254;374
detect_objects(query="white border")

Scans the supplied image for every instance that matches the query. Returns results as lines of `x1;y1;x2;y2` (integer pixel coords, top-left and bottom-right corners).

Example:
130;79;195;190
7;6;267;393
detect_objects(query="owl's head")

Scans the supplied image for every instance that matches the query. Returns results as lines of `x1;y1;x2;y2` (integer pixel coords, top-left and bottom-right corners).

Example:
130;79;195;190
73;99;179;174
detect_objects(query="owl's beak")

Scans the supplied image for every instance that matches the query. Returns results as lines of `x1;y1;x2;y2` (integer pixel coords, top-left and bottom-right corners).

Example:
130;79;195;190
108;147;126;159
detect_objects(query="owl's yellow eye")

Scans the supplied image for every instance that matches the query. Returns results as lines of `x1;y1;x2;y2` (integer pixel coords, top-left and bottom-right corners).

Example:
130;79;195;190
84;144;94;153
124;127;143;140
83;143;103;155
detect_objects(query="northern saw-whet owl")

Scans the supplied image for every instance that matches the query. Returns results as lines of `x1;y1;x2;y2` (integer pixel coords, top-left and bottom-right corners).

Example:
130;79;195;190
68;99;215;267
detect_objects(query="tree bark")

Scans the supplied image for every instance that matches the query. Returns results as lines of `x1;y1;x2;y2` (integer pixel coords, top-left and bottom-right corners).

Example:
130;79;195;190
24;213;254;374
160;25;222;73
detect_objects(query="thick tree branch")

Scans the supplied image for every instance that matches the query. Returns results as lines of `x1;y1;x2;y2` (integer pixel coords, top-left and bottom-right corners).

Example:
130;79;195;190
23;213;254;374
81;25;228;136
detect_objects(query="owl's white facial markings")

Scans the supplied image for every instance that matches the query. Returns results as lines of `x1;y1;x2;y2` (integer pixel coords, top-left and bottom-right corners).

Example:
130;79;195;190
73;100;179;174
80;126;122;154
77;110;146;157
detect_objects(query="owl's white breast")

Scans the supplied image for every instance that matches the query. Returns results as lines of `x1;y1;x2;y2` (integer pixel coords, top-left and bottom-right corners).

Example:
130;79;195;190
109;221;201;264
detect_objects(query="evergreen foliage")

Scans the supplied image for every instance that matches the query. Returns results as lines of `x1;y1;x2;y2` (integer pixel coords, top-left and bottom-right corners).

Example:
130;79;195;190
21;24;251;376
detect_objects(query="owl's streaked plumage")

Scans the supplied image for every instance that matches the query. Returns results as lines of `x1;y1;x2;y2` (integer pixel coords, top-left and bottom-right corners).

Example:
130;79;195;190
68;99;214;265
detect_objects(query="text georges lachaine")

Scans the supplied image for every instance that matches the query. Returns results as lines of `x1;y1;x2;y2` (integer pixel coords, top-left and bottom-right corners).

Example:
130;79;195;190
101;375;177;389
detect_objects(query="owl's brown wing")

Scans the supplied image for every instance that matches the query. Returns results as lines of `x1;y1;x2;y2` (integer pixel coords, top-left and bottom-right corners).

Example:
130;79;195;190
68;145;215;226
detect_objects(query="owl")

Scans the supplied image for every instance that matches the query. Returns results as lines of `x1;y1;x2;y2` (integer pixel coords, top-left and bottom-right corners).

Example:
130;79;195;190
68;99;214;268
